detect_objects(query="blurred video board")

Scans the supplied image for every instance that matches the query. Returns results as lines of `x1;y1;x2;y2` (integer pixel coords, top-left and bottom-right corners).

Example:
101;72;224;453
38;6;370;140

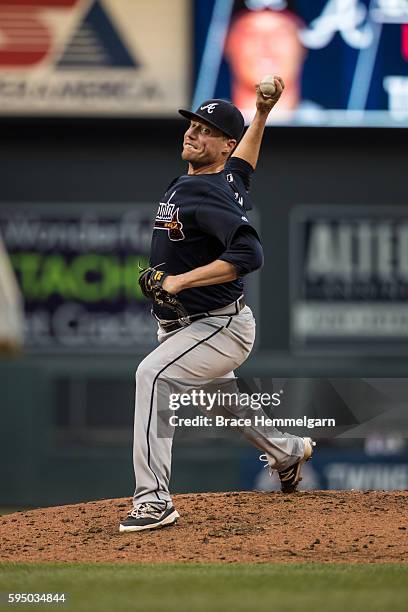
0;0;190;116
193;0;408;127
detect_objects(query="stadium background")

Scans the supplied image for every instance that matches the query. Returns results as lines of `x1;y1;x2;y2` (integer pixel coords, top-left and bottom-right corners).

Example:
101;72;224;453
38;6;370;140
0;0;408;509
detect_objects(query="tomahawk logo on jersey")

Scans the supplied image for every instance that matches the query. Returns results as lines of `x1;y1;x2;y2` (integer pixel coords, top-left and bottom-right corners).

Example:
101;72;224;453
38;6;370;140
154;191;185;242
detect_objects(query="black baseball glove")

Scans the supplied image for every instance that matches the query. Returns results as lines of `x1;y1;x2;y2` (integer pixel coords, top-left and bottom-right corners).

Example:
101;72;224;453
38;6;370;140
138;265;189;320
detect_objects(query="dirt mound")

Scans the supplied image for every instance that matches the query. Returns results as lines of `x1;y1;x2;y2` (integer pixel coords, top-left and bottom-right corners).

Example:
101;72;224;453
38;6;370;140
1;491;407;564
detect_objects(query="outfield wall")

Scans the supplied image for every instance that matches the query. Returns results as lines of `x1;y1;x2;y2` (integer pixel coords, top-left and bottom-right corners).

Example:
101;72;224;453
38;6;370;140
1;121;407;506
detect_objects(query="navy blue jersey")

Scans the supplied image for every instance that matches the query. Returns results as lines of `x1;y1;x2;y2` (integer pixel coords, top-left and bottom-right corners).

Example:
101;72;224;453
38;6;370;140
150;156;262;319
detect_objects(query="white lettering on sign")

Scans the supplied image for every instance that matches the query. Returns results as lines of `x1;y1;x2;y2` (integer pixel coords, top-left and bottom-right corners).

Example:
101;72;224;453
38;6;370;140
383;76;408;120
1;214;152;251
371;0;408;22
325;463;408;490
305;221;408;281
245;0;287;9
299;0;373;49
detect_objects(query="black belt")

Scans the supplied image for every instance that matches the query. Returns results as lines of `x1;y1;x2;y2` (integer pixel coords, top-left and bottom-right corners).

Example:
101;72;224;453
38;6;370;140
156;295;246;333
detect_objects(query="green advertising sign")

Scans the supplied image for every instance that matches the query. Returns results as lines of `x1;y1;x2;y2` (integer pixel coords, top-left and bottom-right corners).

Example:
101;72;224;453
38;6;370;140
0;204;157;352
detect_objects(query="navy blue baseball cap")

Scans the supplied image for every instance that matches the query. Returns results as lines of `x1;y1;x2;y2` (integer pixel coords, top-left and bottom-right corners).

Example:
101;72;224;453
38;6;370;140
178;99;245;141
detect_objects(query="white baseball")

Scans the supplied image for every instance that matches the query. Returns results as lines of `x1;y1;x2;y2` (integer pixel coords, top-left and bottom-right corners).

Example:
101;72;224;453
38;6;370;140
259;75;276;98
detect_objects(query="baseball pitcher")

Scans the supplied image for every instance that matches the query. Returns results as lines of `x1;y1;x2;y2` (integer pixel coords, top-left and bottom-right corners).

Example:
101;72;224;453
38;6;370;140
119;78;315;533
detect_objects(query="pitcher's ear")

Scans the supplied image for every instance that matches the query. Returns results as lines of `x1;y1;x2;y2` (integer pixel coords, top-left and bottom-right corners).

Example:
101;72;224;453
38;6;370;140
226;138;237;154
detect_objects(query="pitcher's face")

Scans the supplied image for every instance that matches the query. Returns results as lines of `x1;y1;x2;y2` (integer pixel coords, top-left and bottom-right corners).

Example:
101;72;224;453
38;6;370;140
182;120;236;168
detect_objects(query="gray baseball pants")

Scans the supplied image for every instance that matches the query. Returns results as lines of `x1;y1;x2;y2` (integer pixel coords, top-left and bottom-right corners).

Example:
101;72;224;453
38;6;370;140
132;303;305;508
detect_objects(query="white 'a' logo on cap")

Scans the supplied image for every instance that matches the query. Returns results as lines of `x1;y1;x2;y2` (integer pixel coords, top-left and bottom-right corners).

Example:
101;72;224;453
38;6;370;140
200;103;218;114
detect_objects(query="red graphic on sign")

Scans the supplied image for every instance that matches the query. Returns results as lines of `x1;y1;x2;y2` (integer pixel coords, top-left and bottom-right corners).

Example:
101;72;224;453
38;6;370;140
0;1;77;6
0;0;78;67
403;25;408;61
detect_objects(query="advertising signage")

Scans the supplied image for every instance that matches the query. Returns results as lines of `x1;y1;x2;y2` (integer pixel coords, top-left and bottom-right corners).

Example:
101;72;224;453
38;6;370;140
0;204;157;352
291;205;408;353
0;0;190;117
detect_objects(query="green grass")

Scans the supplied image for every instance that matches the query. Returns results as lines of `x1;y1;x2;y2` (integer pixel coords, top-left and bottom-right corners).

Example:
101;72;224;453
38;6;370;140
0;563;407;612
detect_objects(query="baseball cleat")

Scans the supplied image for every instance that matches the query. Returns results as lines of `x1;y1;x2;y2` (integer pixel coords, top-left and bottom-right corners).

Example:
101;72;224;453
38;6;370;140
119;502;179;533
278;437;316;493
